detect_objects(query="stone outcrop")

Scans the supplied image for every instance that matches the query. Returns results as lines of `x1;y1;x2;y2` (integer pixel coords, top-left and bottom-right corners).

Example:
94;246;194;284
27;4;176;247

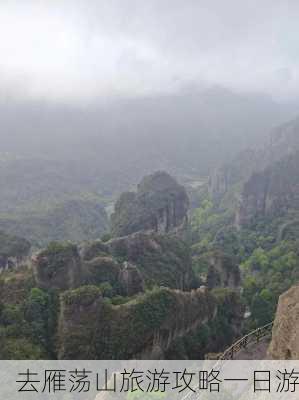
32;242;82;290
57;286;217;359
206;251;241;289
209;116;299;229
268;285;299;359
32;231;196;293
111;171;189;237
236;151;299;227
209;149;264;203
107;232;197;290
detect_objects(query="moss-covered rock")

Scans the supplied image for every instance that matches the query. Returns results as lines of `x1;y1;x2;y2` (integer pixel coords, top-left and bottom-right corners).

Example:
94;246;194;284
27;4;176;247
33;242;82;290
108;232;197;290
111;171;189;237
57;286;217;359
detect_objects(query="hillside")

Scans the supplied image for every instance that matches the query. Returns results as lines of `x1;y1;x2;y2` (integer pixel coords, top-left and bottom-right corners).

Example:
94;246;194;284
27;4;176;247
0;173;244;359
189;115;299;333
0;198;109;247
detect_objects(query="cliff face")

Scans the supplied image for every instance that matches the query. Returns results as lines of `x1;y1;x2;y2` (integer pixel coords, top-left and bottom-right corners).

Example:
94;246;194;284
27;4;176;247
32;231;197;294
57;286;217;359
236;151;299;227
32;242;82;291
111;171;189;237
268;284;299;359
107;232;197;290
210;117;299;225
58;286;244;360
209;149;264;202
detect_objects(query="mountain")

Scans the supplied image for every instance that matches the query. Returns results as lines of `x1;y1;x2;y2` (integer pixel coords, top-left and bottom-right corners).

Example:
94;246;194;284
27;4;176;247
0;198;109;247
0;172;244;359
189;113;299;336
1;88;297;246
1;87;298;184
111;171;189;237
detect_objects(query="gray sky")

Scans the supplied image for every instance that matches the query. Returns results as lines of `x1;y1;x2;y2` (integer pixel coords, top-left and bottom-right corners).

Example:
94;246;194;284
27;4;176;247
1;0;299;103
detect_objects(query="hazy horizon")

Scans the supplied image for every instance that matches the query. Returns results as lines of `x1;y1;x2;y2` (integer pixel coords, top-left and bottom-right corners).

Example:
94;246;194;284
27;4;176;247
0;0;299;105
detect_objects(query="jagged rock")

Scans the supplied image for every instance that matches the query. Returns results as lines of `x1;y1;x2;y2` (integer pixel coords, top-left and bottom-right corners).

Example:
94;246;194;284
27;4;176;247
107;231;197;290
32;242;82;290
210;116;299;205
111;171;189;237
57;286;217;359
32;231;195;293
236;151;299;227
206;251;240;289
268;284;299;359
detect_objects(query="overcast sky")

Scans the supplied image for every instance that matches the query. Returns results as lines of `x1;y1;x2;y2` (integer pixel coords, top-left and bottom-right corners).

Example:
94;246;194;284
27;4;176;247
0;0;298;104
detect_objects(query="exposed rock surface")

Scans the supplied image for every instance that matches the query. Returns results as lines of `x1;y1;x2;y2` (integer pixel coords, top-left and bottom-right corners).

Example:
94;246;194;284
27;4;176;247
32;231;196;293
32;242;82;290
209;117;299;227
268;284;299;359
236;151;299;227
107;232;197;290
57;286;217;359
209;149;264;203
111;171;189;237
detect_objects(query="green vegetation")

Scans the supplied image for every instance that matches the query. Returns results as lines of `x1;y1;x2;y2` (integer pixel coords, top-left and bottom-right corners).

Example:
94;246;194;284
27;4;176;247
0;231;31;258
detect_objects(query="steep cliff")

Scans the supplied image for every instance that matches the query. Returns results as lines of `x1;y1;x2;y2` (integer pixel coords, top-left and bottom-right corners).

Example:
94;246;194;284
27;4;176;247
32;231;197;294
111;171;189;237
209;116;299;219
268;284;299;359
236;151;299;227
57;286;217;359
107;232;197;290
0;231;31;271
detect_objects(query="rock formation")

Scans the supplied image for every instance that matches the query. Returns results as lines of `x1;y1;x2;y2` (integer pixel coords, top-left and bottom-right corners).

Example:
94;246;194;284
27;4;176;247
107;232;197;290
236;151;299;227
32;242;82;290
111;171;189;237
268;284;299;359
32;231;197;294
209;116;299;227
57;286;217;359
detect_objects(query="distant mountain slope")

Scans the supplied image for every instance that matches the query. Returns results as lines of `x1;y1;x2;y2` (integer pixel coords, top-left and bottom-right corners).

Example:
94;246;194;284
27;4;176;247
1;87;298;184
0;199;108;247
0;87;297;245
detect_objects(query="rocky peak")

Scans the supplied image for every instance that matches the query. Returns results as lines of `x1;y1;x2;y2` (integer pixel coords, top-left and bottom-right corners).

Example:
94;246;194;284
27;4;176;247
111;171;189;237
